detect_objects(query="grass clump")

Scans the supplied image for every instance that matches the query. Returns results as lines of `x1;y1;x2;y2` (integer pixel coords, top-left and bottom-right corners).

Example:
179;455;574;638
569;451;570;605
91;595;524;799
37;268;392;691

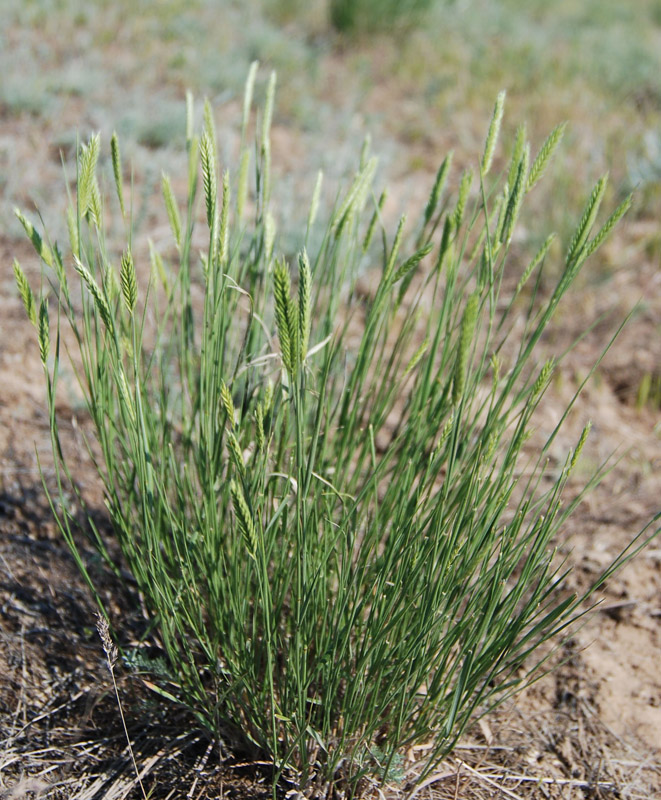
329;0;433;33
15;71;658;796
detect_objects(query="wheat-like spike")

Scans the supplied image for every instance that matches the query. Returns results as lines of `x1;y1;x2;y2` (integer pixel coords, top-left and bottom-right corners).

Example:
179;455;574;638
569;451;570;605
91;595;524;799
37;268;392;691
516;233;555;294
74;256;114;331
273;258;294;376
307;170;323;232
200;132;217;229
255;403;265;453
261;71;277;150
38;298;50;365
227;431;245;477
583;193;633;260
187;134;199;196
569;421;592;474
392;241;434;284
531;359;555;401
110;131;125;217
220;380;236;425
500;144;529;246
13;260;37;327
89;179;103;228
481;91;506;176
453;168;473;231
230;479;257;558
103;258;120;304
149;239;169;294
527;122;567;192
66;206;80;259
403;338;429;379
298;250;311;363
219;170;230;265
120;248;137;314
566;174;608;265
264;211;276;266
185;90;194;146
242;60;259;141
203;98;217;152
14;209;54;268
117;366;136;424
78;134;100;219
162;173;182;250
335;157;378;238
424;152;453;227
237;149;251;220
507;123;527;189
363;190;387;254
384;215;406;282
452;293;479;405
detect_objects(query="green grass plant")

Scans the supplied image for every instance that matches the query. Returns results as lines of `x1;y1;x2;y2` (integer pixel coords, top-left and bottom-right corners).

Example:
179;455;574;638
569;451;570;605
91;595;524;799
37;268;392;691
329;0;433;32
15;72;659;796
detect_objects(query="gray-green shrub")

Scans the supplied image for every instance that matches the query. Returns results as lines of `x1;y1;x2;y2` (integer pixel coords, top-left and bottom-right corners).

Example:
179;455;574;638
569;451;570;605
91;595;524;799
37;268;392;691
15;72;658;796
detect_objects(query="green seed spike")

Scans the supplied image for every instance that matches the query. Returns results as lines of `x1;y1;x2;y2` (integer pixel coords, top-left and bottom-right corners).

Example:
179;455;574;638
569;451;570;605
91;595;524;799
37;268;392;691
67;207;80;259
227;430;245;477
162;173;182;249
452;293;479;405
200;132;217;230
185;90;194;147
261;71;277;150
403;338;429;379
527;122;567;192
15;209;53;268
120;248;137;314
583;192;633;260
110;132;125;217
242;61;259;142
481;91;506;177
507;123;526;189
566;174;608;265
230;479;257;558
219;170;230;265
74;257;114;332
88;180;102;228
453;169;473;232
203;98;217;152
424;152;453;228
149;239;169;293
117;366;135;424
307;170;323;232
38;298;50;365
569;421;592;474
516;233;555;294
273;258;295;377
363;189;387;253
255;403;265;453
298;250;312;363
499;144;529;246
384;215;406;282
78;133;100;220
392;241;434;285
264;212;276;265
531;359;555;401
13;260;37;327
220;380;236;425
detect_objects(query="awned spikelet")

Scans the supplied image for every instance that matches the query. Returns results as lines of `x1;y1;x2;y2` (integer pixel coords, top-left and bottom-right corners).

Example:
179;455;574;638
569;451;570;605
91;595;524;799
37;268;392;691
13;260;37;327
120;248;137;314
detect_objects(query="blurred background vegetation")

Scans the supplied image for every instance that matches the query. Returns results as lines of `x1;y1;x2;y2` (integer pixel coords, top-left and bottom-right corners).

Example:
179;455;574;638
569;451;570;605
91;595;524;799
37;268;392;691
2;0;660;263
